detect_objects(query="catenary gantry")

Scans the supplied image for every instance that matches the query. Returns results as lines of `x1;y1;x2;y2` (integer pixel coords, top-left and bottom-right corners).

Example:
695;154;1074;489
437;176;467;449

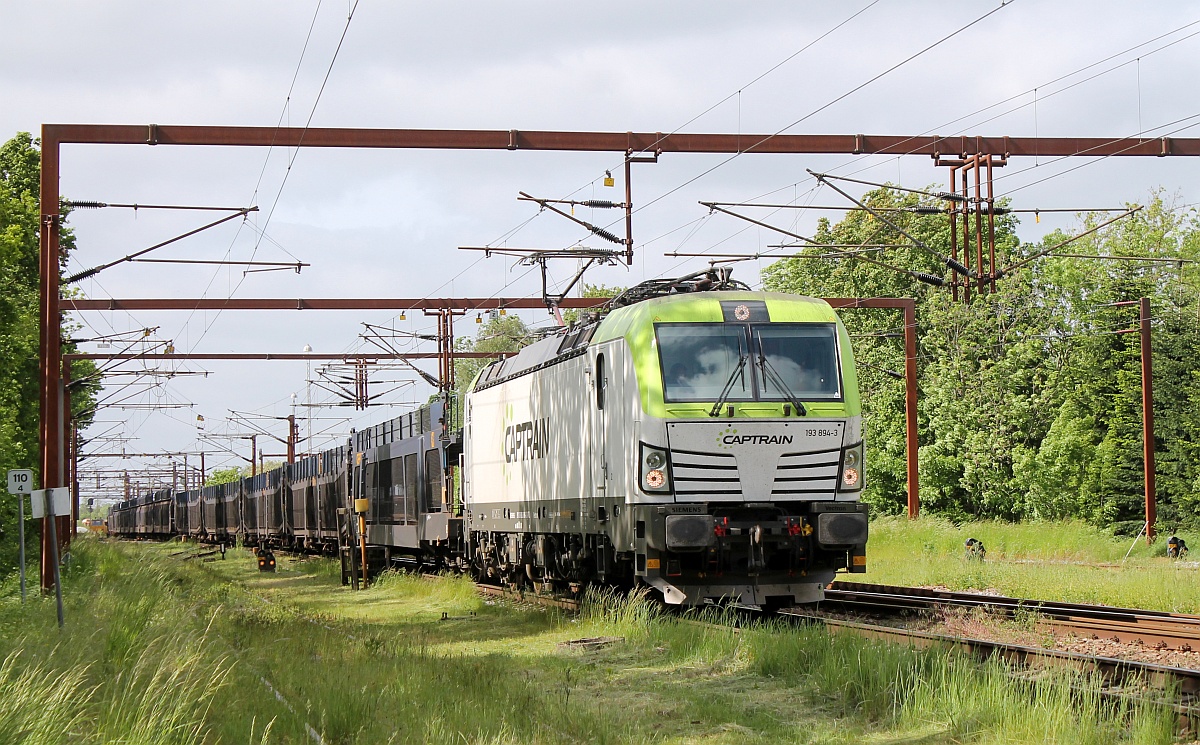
38;123;1200;589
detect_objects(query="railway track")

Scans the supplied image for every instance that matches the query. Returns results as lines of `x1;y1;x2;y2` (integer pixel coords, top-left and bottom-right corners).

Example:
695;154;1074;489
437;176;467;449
780;607;1200;723
474;581;582;612
823;581;1200;651
776;581;1200;727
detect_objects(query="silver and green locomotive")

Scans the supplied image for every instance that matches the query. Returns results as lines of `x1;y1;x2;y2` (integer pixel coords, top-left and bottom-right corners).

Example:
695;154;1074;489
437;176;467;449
462;271;868;607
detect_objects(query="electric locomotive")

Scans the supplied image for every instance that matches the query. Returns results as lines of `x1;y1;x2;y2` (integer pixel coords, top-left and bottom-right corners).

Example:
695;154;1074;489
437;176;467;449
462;270;868;607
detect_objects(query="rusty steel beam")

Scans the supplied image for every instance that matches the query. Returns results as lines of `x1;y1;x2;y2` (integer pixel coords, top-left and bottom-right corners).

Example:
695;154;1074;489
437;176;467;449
826;298;919;518
39;130;62;592
63;352;503;361
41;124;1200;157
1141;297;1156;544
64;297;607;312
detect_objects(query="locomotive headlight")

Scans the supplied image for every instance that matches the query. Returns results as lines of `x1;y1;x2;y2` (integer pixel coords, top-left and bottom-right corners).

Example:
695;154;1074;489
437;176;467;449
839;442;864;491
640;443;672;493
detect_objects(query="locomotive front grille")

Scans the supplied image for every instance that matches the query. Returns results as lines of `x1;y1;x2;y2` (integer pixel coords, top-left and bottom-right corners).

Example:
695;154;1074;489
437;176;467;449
772;449;840;495
668;447;840;498
670;449;739;496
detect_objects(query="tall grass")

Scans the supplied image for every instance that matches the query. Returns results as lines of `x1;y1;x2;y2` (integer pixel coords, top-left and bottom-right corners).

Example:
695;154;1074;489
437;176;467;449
0;537;231;744
574;591;1176;744
0;652;92;744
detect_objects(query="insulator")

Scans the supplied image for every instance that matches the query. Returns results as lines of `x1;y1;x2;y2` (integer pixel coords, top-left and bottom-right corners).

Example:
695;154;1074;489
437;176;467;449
66;200;107;210
945;257;976;279
911;271;946;287
912;206;945;215
936;192;966;202
591;226;624;245
991;207;1011;215
64;266;100;283
580;200;618;209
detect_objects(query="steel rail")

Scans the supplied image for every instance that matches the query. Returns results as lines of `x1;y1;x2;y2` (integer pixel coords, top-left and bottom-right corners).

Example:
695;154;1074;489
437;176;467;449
825;581;1200;651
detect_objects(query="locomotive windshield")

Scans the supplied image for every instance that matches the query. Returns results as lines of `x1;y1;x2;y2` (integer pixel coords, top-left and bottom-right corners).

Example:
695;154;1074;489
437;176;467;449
656;323;841;403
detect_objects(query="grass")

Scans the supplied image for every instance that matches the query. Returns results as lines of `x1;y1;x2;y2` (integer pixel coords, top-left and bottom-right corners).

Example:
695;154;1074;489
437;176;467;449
862;516;1200;612
0;539;231;744
0;531;1186;743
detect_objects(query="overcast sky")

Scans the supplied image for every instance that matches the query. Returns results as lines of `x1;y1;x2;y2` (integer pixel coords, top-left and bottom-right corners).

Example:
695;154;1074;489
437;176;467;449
4;1;1199;494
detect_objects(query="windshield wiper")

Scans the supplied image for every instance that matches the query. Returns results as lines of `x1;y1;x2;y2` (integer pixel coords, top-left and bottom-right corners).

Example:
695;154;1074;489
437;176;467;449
708;353;748;417
755;334;807;416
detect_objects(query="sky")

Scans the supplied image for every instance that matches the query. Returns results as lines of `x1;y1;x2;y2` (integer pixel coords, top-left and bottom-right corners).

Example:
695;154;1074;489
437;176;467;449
4;1;1200;497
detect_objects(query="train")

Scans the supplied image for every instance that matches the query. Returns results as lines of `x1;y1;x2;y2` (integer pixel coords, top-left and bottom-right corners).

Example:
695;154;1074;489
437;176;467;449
108;270;869;608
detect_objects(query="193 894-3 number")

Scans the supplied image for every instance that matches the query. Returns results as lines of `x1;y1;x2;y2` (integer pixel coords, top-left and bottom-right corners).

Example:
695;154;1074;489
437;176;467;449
805;428;838;437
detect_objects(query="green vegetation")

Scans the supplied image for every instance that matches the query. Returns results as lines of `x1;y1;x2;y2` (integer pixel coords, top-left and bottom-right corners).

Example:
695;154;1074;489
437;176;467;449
205;461;284;487
453;313;534;396
0;539;231;744
0;536;1180;744
0;132;98;579
764;189;1200;528
863;515;1200;612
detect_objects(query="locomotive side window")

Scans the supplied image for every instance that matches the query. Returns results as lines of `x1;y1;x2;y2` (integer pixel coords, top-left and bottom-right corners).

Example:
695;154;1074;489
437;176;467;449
596;353;607;410
424;449;443;512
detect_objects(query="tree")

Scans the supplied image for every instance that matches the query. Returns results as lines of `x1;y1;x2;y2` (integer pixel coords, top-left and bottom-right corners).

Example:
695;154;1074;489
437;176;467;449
759;184;1200;527
0;132;98;578
204;468;243;487
561;282;623;326
453;314;534;396
763;185;1024;516
203;460;284;487
1022;196;1200;528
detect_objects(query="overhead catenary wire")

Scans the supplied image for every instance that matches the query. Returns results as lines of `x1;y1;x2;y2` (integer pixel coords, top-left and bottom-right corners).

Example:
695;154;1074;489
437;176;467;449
179;0;362;357
454;0;887;283
607;1;1017;236
84;7;1200;465
658;14;1200;276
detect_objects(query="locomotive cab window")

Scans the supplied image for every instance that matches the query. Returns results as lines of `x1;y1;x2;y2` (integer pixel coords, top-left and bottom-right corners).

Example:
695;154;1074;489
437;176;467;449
655;322;842;403
656;324;750;403
754;323;842;400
